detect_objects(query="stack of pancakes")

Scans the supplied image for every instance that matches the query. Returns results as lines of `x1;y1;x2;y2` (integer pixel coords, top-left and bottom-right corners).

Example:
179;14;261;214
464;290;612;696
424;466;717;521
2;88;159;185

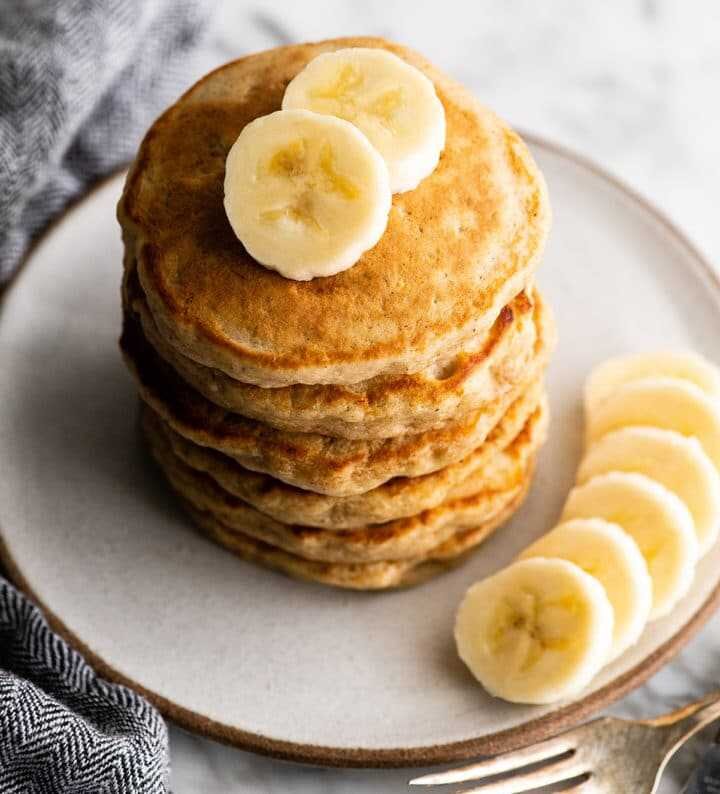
118;38;555;589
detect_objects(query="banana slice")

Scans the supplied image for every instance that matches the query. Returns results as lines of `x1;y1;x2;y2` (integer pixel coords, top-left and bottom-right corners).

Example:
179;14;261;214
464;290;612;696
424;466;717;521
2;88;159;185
455;558;613;704
223;109;391;280
586;377;720;471
579;427;720;555
585;351;720;415
519;519;652;662
562;472;698;620
282;47;446;193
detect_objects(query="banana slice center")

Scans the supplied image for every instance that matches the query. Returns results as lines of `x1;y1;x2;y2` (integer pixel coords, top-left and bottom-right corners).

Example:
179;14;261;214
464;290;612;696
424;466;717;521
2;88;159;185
260;138;360;233
309;64;405;132
490;591;576;673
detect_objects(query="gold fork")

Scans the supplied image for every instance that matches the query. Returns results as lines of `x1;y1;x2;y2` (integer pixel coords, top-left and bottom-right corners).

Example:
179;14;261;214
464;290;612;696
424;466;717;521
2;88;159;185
409;690;720;793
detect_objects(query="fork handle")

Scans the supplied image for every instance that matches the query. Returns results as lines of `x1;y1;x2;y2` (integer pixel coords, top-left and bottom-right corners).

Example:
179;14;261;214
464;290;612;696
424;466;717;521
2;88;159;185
648;690;720;750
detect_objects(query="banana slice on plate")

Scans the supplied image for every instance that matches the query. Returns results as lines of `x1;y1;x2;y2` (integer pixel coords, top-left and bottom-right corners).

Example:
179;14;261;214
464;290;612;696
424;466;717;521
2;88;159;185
519;519;652;662
586;377;720;470
454;557;614;705
585;350;720;415
283;47;446;193
579;427;720;555
562;472;698;620
224;109;391;280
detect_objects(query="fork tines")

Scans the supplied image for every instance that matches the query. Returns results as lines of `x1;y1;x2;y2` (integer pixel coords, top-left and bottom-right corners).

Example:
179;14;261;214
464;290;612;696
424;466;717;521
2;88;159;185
408;734;589;791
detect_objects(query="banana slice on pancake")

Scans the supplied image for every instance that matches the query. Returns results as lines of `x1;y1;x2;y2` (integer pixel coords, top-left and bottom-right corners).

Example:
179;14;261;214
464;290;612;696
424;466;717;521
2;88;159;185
224;109;391;280
455;557;614;704
283;47;445;192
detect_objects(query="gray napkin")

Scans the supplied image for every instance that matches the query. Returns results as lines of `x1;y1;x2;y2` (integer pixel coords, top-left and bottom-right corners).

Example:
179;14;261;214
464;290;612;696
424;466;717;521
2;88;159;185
0;0;214;284
0;579;169;792
0;1;215;790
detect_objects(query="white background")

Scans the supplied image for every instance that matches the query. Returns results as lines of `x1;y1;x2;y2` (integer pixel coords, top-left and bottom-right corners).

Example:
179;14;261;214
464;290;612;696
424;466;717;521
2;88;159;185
168;1;720;790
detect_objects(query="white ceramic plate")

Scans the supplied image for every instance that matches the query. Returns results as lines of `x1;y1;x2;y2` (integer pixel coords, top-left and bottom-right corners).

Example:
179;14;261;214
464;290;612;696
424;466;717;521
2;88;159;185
2;136;720;767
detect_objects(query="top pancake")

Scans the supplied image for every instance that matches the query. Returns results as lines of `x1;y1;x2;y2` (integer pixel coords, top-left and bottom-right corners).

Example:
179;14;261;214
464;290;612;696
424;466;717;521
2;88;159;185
118;37;550;387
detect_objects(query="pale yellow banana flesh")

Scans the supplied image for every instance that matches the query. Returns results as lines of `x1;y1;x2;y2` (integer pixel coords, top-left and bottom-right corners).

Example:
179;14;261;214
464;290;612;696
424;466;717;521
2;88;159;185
562;472;698;620
585;350;720;415
579;427;720;555
223;109;391;280
586;376;720;470
282;47;446;193
455;558;614;705
520;518;652;662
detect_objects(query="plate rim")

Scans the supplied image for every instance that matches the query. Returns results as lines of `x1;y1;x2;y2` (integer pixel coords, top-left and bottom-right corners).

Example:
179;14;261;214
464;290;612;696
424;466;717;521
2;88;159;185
2;133;720;769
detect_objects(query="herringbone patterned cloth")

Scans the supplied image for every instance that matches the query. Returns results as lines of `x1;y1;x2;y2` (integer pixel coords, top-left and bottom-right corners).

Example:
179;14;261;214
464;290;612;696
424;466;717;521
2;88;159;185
0;1;215;790
0;580;168;792
0;0;215;284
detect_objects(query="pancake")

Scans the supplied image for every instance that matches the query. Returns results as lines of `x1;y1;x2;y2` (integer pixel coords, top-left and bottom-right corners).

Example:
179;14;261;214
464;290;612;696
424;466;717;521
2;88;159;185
145;403;539;564
179;466;533;590
120;304;554;496
142;385;547;528
125;263;540;439
118;36;550;387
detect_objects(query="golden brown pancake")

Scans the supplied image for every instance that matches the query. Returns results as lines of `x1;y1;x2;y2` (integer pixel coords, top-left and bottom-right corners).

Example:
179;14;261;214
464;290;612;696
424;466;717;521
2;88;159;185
121;310;553;496
118;37;550;387
142;385;546;528
125;258;541;439
179;466;533;590
144;404;540;564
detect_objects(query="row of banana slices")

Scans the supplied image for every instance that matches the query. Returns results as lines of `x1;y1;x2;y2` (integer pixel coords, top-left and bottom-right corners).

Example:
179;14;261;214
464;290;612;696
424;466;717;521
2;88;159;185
223;48;446;280
455;350;720;705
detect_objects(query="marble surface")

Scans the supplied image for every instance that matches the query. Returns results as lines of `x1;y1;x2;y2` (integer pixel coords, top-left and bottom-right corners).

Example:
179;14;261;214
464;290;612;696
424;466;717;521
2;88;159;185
168;1;720;791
